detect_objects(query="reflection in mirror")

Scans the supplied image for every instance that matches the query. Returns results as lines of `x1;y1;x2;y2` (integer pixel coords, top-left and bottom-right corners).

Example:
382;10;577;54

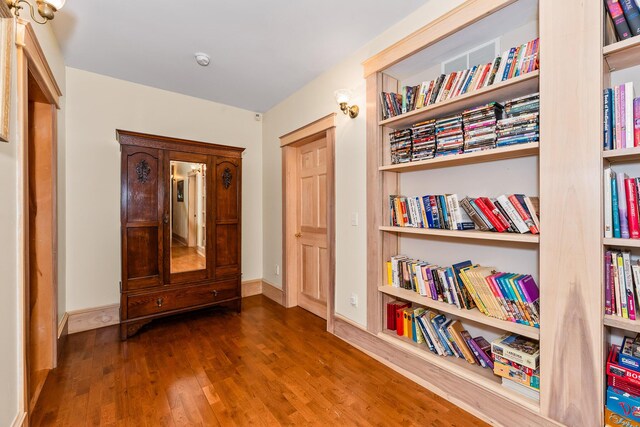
170;161;206;273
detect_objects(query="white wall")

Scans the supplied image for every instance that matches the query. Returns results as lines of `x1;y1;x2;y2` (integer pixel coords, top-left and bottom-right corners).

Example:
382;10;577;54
262;0;464;326
64;67;263;312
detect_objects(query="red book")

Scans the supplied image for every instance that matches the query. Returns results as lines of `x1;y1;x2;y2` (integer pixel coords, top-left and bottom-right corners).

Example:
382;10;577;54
396;309;405;336
474;64;491;90
387;301;410;330
473;198;507;232
400;198;409;225
481;197;511;231
508;195;539;234
626;178;640;238
634;98;640;147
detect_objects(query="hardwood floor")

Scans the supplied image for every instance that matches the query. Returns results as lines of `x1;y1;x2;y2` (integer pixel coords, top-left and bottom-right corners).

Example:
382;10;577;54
171;242;205;273
32;295;489;426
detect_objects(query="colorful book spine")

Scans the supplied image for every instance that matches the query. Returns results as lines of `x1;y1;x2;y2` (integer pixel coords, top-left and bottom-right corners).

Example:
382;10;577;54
619;172;631;239
605;89;614;150
612;172;622;238
635;97;640;147
621;0;640;35
606;252;613;315
607;0;633;40
626;83;635;148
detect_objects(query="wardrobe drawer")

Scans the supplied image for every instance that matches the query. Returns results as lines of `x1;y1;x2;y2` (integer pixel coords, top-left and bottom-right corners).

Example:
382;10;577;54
126;280;239;318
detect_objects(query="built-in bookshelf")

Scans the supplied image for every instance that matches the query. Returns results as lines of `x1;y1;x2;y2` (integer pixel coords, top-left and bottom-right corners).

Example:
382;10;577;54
601;3;640;426
341;0;604;425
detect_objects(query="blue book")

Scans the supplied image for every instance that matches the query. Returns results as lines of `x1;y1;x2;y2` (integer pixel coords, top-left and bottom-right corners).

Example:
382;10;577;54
452;260;473;308
423;196;434;228
618;171;630;239
461;65;478;95
612;172;621;238
604;89;613;150
502;48;517;81
621;0;640;35
469;199;495;231
438;195;449;229
431;314;454;356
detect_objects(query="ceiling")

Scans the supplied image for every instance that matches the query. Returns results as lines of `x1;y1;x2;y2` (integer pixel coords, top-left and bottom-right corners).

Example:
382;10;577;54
52;0;429;113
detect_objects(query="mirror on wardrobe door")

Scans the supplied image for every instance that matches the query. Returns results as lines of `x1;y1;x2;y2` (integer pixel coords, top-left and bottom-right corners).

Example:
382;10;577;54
170;161;207;273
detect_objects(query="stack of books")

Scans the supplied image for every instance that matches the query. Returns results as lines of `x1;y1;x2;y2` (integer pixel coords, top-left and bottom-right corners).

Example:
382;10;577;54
410;120;436;161
388;193;540;235
379;37;540;120
491;334;540;401
604;249;640;319
386;302;494;368
603;82;639;151
603;168;640;239
496;93;540;148
606;339;640;426
387;256;540;328
435;115;464;157
462;103;503;152
389;129;412;164
605;0;640;42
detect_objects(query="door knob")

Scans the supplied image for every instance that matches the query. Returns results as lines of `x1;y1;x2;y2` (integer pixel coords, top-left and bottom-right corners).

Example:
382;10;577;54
212;289;218;297
163;214;169;224
156;298;163;307
295;232;302;238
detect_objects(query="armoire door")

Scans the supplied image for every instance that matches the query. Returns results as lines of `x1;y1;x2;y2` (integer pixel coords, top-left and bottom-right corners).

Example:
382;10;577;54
121;146;165;290
214;157;241;278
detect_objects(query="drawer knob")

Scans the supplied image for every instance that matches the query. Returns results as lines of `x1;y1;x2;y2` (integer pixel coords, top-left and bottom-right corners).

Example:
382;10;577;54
212;290;218;297
156;298;163;307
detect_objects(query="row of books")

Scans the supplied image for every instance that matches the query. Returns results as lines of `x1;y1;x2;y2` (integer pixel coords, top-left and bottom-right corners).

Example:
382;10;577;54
386;301;495;367
491;334;540;400
606;340;640;426
604;168;640;239
604;82;640;151
388;93;539;164
605;250;640;319
387;256;540;327
605;0;640;42
389;193;540;235
380;38;539;120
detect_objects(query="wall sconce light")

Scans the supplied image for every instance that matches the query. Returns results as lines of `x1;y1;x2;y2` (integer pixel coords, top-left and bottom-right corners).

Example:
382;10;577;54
5;0;65;24
334;89;359;119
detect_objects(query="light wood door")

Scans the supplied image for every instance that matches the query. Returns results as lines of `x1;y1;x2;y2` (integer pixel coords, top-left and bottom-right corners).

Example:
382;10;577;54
188;175;197;247
296;137;328;319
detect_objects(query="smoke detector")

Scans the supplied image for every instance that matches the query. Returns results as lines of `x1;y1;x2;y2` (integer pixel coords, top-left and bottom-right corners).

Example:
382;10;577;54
195;52;210;67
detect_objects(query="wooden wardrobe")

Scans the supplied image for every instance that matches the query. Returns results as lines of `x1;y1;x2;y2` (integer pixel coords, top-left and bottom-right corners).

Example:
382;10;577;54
117;130;244;339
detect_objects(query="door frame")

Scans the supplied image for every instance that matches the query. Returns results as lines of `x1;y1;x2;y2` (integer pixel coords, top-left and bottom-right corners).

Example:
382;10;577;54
280;113;336;332
16;19;62;420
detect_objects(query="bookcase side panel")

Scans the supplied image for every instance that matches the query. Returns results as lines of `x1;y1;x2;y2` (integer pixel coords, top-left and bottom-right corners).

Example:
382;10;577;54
539;0;604;424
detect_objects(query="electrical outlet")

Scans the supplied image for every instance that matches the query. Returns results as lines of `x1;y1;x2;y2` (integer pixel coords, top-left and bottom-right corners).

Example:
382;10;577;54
351;212;359;226
349;293;358;307
275;264;280;276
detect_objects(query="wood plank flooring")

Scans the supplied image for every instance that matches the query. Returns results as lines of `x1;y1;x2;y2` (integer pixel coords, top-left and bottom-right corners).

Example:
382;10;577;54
32;295;489;426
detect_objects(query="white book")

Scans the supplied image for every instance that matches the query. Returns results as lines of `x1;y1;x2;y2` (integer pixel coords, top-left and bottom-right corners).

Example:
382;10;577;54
408;197;419;227
435;73;452;104
604;167;613;238
613;251;623;316
445;195;458;230
495;50;510;83
626;82;635;148
497;195;529;234
416;264;428;296
618;253;629;318
515;43;528;76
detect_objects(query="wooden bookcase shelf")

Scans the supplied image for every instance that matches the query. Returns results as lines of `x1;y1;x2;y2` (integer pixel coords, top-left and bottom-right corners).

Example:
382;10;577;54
379;226;540;244
379;71;539;130
379;285;540;339
377;330;540;412
603;37;640;72
603;238;640;248
379;142;539;172
602;147;640;163
604;315;640;334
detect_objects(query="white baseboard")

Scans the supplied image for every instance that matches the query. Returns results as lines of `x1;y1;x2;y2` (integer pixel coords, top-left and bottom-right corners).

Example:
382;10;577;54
68;304;120;334
262;280;284;306
57;312;69;339
11;411;26;427
241;279;263;297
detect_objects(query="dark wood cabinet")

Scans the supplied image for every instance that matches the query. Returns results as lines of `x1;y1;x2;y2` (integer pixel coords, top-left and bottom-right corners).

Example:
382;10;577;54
118;130;244;339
